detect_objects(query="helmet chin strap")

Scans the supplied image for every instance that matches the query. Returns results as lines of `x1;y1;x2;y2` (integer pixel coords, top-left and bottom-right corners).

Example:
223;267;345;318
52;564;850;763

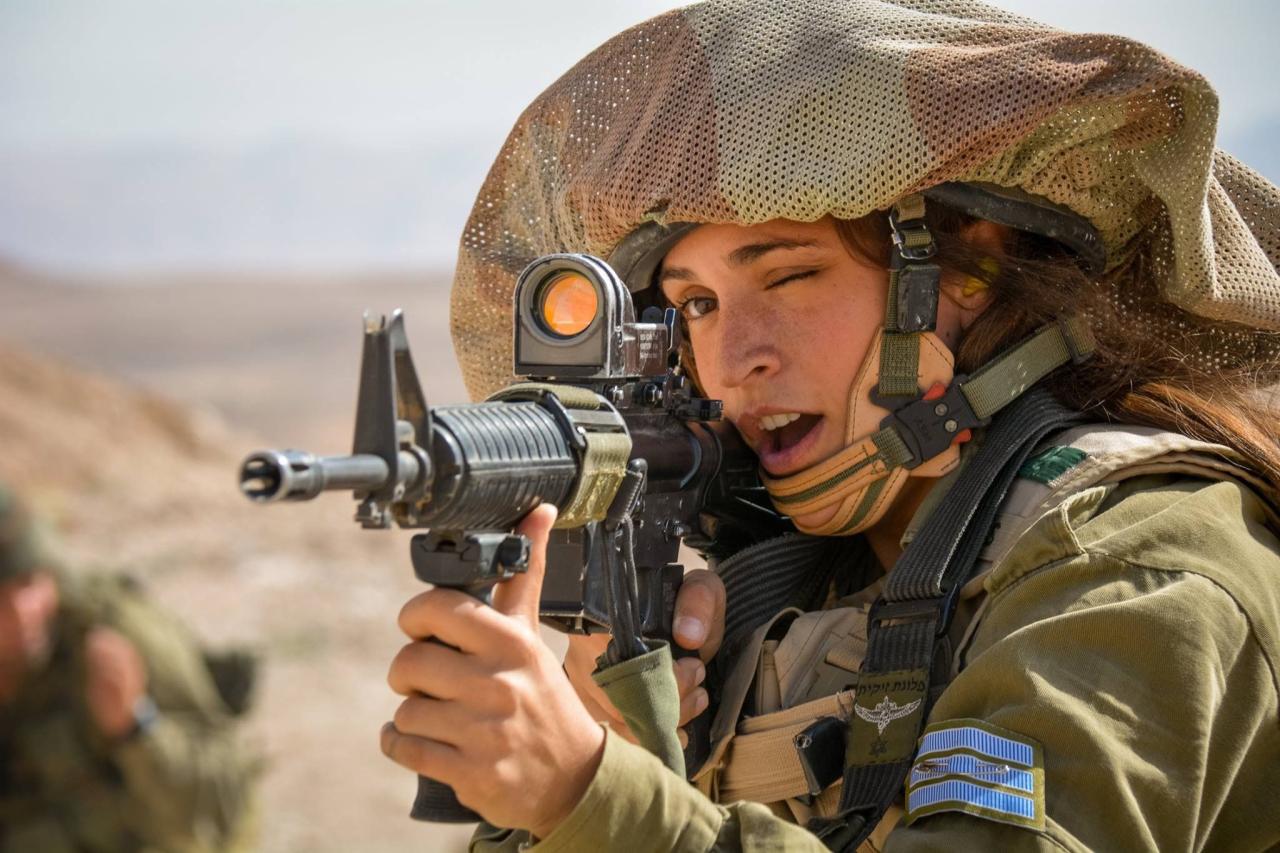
761;327;964;535
760;194;1098;536
762;195;965;536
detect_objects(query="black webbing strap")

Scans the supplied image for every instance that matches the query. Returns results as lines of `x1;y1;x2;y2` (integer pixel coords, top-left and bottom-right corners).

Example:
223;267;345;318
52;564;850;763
716;535;876;668
809;387;1083;850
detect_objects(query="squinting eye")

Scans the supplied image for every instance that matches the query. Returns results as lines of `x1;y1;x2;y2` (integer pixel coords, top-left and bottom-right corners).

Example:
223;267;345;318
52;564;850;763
678;296;717;320
767;270;819;289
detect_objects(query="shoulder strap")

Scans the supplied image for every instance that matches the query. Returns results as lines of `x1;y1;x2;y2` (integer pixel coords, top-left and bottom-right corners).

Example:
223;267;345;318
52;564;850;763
809;387;1083;850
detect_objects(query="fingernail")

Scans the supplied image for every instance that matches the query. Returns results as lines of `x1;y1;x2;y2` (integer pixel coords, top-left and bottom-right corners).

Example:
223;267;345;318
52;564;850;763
674;616;708;645
695;689;709;713
694;661;706;686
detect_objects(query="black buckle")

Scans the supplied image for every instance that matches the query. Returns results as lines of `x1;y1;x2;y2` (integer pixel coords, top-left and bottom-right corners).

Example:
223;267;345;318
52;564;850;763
893;263;940;333
794;716;848;800
876;378;987;469
869;585;964;638
869;597;942;625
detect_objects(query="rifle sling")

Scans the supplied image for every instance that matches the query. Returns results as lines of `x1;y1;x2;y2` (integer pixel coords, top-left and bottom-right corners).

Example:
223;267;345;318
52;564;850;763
808;387;1083;850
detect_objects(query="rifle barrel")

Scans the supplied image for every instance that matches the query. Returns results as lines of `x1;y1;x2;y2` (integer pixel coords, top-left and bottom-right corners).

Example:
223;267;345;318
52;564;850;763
239;450;420;502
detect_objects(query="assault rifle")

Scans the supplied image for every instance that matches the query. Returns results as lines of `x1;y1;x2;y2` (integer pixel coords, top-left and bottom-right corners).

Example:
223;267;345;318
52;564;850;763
238;253;786;822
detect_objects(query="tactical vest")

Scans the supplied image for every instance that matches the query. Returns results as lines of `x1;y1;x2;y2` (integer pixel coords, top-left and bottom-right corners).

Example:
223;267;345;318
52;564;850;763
691;424;1279;851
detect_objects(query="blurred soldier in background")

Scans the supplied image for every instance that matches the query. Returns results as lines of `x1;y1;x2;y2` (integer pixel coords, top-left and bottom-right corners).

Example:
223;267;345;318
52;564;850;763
0;484;260;852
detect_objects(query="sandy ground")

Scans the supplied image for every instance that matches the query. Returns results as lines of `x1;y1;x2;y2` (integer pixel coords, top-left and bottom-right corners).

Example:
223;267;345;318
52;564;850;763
0;263;520;851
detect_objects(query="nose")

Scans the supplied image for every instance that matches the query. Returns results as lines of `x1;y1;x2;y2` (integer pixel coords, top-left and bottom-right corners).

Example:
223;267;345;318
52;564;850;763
708;300;782;389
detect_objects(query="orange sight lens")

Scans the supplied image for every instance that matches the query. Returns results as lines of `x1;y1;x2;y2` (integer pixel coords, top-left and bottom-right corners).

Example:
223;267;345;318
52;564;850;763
540;273;598;337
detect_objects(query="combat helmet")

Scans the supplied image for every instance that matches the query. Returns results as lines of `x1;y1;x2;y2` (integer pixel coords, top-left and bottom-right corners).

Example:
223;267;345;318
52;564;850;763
449;0;1280;529
453;0;1278;377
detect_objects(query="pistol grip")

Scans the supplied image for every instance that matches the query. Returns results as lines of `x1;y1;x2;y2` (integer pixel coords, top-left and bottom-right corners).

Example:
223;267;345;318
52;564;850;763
673;644;713;777
411;775;480;823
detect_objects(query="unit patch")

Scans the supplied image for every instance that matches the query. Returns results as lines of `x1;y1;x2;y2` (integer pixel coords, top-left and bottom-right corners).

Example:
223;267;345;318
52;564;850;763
845;669;929;765
1017;446;1087;485
904;718;1045;831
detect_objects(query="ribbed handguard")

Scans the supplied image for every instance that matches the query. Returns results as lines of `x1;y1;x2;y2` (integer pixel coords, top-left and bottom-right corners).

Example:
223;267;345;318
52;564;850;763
426;402;578;529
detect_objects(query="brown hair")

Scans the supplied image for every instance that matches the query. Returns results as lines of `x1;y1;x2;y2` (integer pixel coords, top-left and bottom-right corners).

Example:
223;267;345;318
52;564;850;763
835;208;1280;494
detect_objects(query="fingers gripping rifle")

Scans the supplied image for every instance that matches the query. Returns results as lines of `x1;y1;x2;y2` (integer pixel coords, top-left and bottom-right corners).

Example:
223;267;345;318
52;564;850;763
239;255;786;823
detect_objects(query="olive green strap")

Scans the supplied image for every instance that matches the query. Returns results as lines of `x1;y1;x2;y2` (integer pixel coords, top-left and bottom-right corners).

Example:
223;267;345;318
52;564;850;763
877;331;921;399
868;319;1095;475
893;192;926;223
879;194;940;399
490;381;601;410
960;317;1095;420
557;432;631;528
486;382;631;528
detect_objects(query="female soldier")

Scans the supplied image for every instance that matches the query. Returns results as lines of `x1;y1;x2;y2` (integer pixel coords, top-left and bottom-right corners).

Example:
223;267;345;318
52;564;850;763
380;1;1280;849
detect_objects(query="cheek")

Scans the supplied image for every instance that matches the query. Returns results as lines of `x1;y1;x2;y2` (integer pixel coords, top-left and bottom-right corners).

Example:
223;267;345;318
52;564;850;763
791;285;882;391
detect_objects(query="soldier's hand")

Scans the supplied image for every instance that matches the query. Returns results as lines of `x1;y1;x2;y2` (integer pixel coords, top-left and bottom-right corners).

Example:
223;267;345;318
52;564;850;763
563;568;724;749
84;626;148;739
671;569;724;746
672;568;726;661
382;504;606;840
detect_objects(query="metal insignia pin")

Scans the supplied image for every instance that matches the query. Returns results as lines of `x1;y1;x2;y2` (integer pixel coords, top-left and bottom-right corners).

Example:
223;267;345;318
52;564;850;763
854;695;922;736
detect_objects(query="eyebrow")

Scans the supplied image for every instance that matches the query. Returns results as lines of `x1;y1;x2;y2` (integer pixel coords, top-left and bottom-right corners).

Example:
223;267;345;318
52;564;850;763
659;239;822;285
727;238;821;266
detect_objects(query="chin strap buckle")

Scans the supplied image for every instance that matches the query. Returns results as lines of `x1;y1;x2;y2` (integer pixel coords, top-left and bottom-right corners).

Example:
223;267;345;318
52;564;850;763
876;380;986;469
888;196;937;263
872;318;1096;470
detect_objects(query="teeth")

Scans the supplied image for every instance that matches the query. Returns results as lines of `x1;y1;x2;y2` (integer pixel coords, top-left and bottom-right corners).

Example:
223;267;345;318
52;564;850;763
760;412;802;431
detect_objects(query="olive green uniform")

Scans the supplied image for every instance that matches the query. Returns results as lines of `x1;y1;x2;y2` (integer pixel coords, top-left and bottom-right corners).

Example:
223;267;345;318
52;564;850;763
476;474;1280;851
0;573;259;852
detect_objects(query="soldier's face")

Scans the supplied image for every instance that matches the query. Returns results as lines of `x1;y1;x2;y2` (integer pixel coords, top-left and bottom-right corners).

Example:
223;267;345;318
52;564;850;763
659;217;995;531
660;218;887;482
0;571;59;686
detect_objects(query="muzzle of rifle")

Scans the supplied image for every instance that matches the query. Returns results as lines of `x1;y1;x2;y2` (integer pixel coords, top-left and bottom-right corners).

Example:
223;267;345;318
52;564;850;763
237;396;597;532
239;449;424;503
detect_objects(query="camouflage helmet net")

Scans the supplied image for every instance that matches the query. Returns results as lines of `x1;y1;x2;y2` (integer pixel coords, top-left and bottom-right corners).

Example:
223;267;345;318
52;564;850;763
451;0;1280;401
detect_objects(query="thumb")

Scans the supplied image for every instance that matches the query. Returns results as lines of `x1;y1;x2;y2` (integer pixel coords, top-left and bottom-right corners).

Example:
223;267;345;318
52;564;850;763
673;568;726;661
491;503;558;630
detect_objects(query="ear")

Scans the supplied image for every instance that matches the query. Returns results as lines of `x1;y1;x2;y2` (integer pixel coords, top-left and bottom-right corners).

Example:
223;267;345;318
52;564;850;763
939;219;1009;316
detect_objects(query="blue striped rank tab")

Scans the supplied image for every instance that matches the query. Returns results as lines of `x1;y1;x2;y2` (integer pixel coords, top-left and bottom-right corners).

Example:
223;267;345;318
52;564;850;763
903;718;1045;831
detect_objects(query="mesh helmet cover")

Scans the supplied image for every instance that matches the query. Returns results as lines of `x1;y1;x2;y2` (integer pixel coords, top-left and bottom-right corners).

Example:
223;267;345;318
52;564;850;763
452;0;1280;400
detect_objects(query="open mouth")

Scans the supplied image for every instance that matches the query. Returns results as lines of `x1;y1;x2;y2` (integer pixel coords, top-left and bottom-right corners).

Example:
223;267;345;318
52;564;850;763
757;413;824;475
763;413;821;453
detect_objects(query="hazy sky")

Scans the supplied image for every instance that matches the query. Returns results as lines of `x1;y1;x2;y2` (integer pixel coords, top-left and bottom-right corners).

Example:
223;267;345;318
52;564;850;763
0;1;683;150
1;0;1277;271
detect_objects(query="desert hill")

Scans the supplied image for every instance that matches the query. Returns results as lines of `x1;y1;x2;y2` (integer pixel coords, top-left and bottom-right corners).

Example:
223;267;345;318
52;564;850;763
0;266;479;851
